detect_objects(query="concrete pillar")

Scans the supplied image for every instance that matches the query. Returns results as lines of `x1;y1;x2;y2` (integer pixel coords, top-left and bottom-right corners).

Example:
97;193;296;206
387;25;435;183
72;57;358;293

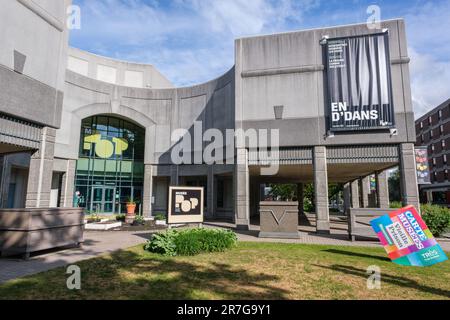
59;159;76;208
170;165;179;186
360;176;371;208
297;183;304;216
0;156;10;208
26;127;56;208
376;170;390;208
351;180;360;208
426;190;433;204
399;143;420;210
313;146;330;234
142;164;153;217
234;148;250;230
343;183;351;214
207;166;215;219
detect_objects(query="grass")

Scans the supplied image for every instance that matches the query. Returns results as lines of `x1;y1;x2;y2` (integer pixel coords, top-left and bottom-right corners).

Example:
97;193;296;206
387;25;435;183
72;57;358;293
0;242;449;300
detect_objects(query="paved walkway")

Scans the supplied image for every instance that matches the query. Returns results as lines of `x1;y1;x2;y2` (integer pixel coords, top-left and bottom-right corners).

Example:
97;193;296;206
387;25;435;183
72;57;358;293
1;222;449;284
0;231;153;284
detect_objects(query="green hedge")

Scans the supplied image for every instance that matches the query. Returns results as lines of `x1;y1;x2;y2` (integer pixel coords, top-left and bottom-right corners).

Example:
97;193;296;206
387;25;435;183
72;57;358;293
421;204;450;237
144;228;237;256
390;201;403;209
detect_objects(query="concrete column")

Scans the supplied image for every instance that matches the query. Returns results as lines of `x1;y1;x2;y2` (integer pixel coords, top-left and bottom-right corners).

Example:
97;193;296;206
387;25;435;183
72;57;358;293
207;166;215;219
343;183;351;214
59;159;76;207
351;180;360;208
234;148;250;230
360;176;371;208
170;165;179;186
297;183;304;216
26;127;56;208
376;170;390;208
0;156;10;208
399;143;420;210
426;190;433;204
313;146;330;234
142;164;153;217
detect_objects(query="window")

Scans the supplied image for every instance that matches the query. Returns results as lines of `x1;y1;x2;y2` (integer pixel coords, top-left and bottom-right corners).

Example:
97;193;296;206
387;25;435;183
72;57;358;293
441;125;444;134
444;154;447;164
430;129;433;139
429;116;433;125
442;140;446;148
433;158;437;166
432;144;435;152
421;134;424;143
439;110;443;119
420;121;424;129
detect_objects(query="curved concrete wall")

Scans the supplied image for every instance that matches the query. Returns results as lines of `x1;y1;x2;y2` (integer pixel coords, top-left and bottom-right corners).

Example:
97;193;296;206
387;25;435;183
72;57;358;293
67;47;174;89
55;63;235;165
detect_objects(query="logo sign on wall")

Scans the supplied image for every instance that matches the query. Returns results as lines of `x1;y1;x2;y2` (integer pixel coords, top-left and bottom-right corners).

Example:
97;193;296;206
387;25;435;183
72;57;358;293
370;206;448;267
415;147;431;185
168;187;204;224
325;31;395;131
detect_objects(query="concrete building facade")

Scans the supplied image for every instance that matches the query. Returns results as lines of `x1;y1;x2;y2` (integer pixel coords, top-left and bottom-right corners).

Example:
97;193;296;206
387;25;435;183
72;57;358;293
0;3;420;234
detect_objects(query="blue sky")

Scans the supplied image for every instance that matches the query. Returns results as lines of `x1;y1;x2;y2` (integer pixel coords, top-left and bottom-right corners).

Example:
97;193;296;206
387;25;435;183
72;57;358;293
70;0;450;117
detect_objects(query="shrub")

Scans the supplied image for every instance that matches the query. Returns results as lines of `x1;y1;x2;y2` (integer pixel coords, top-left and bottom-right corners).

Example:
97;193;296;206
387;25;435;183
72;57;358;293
390;201;403;209
154;213;166;221
174;228;237;256
144;230;178;256
421;204;450;237
116;214;126;222
134;215;145;225
144;228;237;256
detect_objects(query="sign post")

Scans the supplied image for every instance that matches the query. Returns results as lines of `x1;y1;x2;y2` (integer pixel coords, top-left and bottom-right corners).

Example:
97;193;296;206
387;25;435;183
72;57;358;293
167;186;204;227
371;206;448;267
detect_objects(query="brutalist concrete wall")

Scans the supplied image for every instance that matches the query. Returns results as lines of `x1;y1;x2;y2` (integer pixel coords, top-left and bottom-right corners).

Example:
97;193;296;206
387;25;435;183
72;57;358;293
0;0;72;128
55;56;235;166
235;19;416;147
67;47;174;89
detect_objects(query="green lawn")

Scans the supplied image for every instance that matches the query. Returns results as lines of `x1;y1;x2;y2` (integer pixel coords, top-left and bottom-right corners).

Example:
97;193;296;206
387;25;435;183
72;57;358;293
1;242;449;300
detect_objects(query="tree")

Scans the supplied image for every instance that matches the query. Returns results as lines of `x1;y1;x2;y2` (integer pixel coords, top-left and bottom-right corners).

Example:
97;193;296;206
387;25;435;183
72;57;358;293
388;168;401;202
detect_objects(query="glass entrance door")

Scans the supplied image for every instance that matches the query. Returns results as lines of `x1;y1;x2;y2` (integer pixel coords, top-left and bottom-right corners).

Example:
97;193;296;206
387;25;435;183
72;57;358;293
91;187;115;214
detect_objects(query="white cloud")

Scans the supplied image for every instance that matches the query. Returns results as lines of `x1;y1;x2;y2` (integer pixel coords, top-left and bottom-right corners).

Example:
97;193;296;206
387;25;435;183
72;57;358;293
72;0;319;86
409;48;450;117
404;0;450;117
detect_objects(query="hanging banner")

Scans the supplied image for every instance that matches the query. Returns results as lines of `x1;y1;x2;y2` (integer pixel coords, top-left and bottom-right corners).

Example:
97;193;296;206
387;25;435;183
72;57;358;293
325;32;395;131
370;206;448;267
415;147;431;185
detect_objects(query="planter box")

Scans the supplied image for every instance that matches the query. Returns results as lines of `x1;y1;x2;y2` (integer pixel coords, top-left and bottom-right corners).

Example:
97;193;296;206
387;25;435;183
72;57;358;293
155;220;167;226
85;221;122;231
259;201;300;239
0;208;85;259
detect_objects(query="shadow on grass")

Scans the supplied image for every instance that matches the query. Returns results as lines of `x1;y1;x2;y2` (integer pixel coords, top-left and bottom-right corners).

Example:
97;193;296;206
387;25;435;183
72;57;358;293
322;249;390;262
0;249;289;300
313;264;450;299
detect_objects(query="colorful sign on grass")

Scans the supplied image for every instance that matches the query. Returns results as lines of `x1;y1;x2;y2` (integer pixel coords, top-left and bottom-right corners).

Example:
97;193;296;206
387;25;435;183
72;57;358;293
370;206;448;267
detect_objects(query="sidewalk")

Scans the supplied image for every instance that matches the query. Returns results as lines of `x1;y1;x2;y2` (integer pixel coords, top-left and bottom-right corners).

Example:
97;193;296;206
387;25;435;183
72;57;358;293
0;231;152;284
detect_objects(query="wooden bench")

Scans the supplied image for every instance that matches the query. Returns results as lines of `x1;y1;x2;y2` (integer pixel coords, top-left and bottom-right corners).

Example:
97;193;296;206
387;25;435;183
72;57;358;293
348;208;392;242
